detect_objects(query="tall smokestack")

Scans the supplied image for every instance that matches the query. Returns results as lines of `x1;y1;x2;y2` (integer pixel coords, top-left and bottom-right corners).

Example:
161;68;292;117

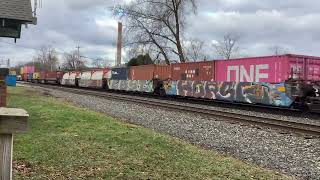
116;22;123;66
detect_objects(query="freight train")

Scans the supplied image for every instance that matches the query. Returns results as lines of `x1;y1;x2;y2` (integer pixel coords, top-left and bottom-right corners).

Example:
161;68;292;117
21;54;320;112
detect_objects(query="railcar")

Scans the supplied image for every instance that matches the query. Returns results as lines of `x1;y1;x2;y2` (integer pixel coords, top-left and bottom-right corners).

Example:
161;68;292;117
40;71;64;84
78;69;111;89
32;72;40;83
22;73;28;81
23;54;320;112
164;54;320;111
61;71;80;86
27;73;33;82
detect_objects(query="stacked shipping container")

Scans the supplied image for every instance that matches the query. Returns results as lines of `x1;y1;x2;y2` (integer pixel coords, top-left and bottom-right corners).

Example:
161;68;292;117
20;54;320;84
111;54;320;83
171;61;215;81
125;54;320;83
130;65;171;80
215;54;320;83
111;67;129;80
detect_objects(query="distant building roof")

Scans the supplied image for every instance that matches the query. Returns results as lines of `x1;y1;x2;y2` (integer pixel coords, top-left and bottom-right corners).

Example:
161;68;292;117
0;0;34;22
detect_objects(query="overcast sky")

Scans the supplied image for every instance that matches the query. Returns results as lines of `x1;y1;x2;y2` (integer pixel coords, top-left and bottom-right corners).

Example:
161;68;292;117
1;0;320;66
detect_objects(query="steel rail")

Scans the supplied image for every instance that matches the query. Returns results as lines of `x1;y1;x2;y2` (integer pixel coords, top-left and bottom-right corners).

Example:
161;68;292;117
22;82;320;137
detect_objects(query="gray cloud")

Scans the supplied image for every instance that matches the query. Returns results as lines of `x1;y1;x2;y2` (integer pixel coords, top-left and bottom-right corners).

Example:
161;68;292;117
188;0;320;57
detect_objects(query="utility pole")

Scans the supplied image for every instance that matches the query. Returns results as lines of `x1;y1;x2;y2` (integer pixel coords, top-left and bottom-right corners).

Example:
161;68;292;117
48;50;52;71
116;22;123;66
76;45;80;70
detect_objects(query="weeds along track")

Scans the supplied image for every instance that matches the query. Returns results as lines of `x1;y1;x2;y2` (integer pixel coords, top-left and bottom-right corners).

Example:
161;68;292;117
22;82;320;137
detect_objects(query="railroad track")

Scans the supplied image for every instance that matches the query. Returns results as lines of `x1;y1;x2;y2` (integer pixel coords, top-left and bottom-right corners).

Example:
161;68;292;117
21;82;320;137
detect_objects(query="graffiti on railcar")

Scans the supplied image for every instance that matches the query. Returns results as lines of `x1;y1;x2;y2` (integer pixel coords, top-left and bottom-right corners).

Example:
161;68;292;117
127;80;154;92
164;81;293;107
61;79;76;86
109;80;154;93
164;81;177;95
79;80;103;88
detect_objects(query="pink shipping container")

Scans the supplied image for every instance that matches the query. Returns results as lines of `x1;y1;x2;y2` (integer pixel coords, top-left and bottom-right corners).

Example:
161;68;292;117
215;54;320;83
29;66;35;73
171;61;215;81
23;66;35;74
23;67;27;74
130;65;171;80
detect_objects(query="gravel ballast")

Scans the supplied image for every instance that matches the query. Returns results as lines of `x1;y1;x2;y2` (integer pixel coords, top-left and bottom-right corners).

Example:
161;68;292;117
31;86;320;179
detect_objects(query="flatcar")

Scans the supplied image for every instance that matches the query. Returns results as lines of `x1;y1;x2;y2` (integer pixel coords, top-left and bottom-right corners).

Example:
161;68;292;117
25;54;320;112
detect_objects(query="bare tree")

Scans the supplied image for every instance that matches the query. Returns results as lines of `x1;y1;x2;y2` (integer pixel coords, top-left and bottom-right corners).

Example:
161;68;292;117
62;51;87;71
33;46;59;71
114;0;197;64
184;39;207;61
269;45;289;55
125;45;146;62
92;58;106;68
213;33;240;60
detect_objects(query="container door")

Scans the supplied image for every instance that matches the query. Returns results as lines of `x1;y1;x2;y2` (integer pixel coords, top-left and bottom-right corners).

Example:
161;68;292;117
288;56;320;81
306;59;320;81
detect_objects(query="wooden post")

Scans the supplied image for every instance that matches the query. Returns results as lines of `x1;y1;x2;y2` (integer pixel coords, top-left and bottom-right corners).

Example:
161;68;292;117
0;108;28;180
0;68;9;108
